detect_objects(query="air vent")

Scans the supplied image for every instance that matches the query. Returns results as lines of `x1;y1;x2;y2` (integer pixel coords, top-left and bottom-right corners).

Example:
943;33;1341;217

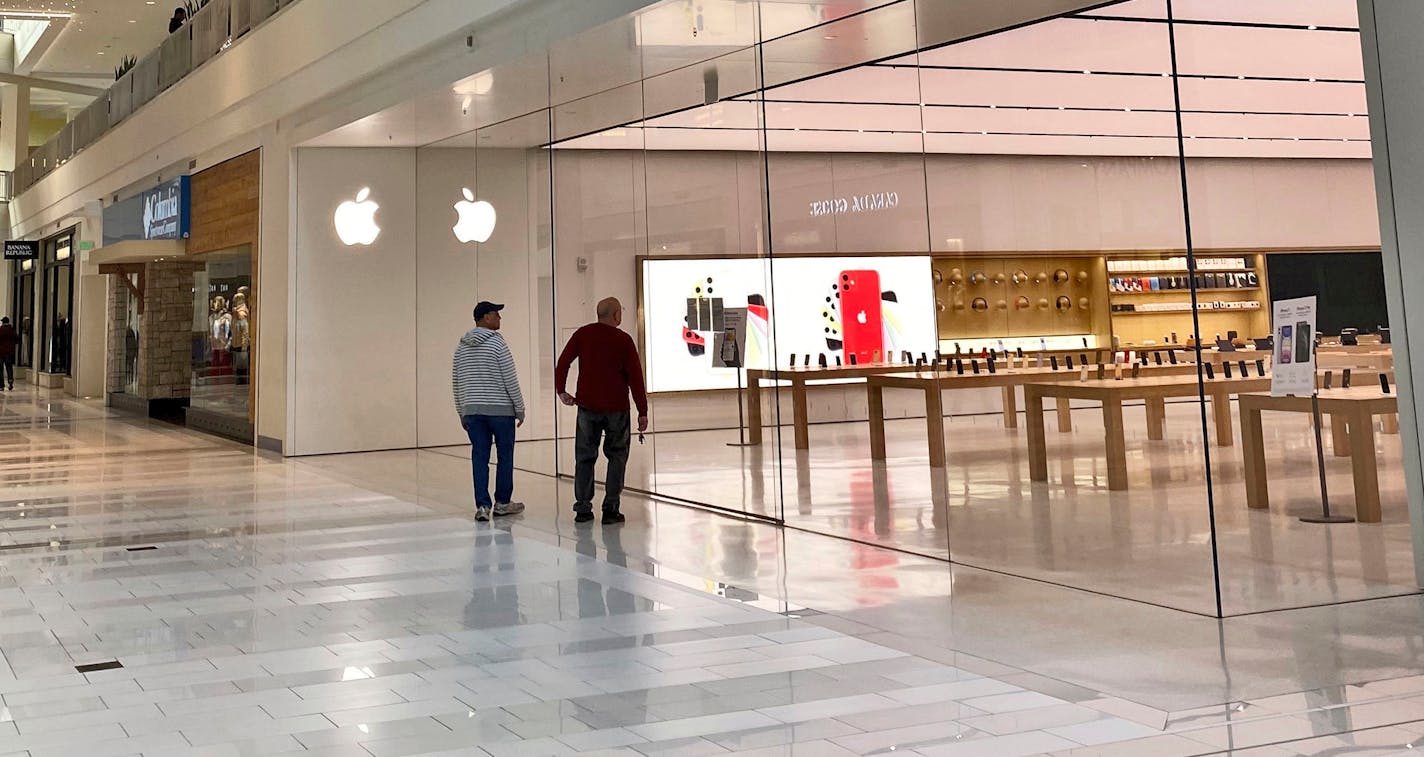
75;660;123;673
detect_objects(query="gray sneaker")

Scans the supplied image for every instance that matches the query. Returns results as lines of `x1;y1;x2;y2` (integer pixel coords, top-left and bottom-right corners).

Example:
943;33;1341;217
475;506;492;522
493;501;525;517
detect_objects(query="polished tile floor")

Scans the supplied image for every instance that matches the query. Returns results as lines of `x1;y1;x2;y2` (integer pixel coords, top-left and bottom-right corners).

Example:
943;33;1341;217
491;395;1417;616
6;387;1424;755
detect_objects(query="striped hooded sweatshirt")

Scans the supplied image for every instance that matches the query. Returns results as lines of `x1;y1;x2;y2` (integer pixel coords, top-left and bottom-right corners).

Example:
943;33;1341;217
452;326;525;421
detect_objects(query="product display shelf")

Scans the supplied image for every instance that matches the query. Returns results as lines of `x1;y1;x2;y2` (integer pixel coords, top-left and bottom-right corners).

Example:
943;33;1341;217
1113;287;1261;295
1106;252;1271;346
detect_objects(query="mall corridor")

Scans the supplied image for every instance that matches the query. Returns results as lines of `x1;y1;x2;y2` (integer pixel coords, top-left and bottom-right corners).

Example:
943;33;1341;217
1;387;1424;756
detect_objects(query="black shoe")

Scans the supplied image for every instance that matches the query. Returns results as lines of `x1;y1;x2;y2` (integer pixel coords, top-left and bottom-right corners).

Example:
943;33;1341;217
602;512;625;525
574;512;594;524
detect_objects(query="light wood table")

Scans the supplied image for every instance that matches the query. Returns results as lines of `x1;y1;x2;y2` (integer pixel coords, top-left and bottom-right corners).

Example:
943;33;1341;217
745;364;908;449
1239;390;1398;523
1025;374;1272;491
866;364;1201;468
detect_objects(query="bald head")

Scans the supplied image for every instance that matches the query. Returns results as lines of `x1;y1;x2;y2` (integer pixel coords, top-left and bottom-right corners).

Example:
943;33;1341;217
597;297;623;326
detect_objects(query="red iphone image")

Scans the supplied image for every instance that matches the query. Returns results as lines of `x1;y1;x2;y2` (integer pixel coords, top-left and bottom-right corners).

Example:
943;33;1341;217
838;270;883;365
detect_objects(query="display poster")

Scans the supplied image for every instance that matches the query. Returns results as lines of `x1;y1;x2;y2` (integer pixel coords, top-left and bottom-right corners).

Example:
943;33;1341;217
1271;295;1317;397
3;240;38;260
713;308;748;369
642;256;936;392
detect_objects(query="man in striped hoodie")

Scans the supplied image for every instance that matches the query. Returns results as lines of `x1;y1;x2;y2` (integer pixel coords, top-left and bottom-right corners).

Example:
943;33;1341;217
453;301;527;522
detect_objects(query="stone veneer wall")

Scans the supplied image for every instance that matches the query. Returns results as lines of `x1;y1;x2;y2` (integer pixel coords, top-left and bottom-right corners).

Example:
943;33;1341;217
106;277;129;395
140;261;204;400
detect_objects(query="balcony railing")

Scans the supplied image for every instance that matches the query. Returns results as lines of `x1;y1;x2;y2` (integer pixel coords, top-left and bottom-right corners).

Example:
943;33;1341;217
13;0;301;196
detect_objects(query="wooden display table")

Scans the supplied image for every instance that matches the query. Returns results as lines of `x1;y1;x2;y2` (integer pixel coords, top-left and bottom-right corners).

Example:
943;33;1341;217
866;364;1200;468
1239;390;1398;523
1025;373;1271;491
744;364;905;449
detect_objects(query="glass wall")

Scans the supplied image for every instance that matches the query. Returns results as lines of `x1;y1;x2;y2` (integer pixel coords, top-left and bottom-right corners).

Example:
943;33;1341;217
421;0;1407;617
190;251;254;422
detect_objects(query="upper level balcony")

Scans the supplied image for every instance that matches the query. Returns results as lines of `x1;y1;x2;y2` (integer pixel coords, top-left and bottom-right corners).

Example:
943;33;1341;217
13;0;301;197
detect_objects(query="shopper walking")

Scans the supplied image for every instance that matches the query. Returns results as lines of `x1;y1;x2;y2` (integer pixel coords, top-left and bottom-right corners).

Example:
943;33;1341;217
0;317;16;391
555;297;649;524
168;7;187;34
452;301;526;522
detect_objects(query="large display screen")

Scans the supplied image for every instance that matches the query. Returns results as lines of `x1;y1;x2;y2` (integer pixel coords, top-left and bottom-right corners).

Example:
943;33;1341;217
642;256;936;392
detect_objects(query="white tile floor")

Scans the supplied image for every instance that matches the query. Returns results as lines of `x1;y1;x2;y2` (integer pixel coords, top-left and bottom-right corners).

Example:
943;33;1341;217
3;387;1424;755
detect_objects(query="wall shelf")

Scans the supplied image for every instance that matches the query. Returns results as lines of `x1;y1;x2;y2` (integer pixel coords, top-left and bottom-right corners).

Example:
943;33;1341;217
1111;287;1260;296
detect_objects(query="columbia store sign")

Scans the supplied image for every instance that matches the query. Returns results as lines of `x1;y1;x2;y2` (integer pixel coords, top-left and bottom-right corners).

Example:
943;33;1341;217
103;176;191;246
808;191;900;217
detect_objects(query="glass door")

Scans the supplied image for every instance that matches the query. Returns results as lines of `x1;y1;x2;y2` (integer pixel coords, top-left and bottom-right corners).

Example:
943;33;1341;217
11;261;34;368
40;234;74;376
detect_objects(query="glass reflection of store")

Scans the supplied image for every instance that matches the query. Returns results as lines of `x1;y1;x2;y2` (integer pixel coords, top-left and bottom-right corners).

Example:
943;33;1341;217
9;256;35;369
191;249;253;422
40;231;74;376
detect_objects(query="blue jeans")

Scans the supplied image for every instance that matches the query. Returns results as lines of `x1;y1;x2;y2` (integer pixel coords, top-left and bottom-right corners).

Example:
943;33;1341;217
463;415;515;508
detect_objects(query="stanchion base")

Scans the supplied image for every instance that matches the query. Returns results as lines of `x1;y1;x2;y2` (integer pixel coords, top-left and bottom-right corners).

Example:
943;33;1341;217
1300;515;1356;524
726;442;758;448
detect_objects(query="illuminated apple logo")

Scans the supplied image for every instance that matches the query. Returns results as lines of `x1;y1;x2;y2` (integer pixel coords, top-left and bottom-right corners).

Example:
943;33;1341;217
334;187;380;246
857;310;868;325
453;188;496;244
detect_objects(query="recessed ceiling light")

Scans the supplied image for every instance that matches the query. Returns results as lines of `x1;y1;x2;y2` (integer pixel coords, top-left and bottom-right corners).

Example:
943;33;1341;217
823;35;836;40
128;19;136;23
1308;25;1318;30
1309;78;1317;82
1083;70;1092;75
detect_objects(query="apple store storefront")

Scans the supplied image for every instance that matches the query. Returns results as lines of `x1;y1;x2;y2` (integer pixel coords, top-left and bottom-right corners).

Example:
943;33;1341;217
291;0;1423;617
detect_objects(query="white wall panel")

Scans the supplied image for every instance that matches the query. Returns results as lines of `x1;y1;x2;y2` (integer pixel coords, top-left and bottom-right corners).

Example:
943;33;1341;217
415;148;479;449
292;148;417;455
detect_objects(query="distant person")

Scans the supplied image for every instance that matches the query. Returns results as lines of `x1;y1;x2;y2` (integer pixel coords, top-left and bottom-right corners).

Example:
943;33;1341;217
169;7;186;34
555;297;649;525
452;301;526;522
0;317;16;391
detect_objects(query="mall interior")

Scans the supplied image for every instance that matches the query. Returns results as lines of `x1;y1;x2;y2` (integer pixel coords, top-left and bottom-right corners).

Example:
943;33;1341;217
5;0;1424;754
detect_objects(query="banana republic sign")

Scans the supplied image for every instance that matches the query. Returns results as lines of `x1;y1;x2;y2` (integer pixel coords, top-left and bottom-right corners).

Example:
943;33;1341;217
2;240;37;260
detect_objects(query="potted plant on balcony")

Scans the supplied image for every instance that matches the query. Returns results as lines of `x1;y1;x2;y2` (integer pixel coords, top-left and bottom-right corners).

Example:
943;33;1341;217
114;55;137;80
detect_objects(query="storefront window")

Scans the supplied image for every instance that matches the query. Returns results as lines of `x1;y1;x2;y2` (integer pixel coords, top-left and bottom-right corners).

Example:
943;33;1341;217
121;272;141;395
369;0;1409;618
10;260;34;369
40;233;73;376
191;251;253;421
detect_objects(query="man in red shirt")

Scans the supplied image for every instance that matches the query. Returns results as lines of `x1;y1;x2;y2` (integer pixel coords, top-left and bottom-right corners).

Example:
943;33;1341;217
555;297;649;524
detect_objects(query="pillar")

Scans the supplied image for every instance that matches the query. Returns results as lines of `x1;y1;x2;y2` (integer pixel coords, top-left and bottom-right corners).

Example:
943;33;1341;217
1360;0;1424;586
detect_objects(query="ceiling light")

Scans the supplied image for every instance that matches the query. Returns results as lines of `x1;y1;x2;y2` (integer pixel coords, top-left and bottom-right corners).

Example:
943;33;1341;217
1309;78;1317;82
1308;25;1318;30
1083;70;1092;75
1237;75;1245;80
823;35;836;40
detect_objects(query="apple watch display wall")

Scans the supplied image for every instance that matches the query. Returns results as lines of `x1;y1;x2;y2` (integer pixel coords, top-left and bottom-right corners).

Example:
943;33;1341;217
641;256;937;392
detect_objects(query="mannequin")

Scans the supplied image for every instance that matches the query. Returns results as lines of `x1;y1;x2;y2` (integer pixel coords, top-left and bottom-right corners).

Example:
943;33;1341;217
230;289;251;384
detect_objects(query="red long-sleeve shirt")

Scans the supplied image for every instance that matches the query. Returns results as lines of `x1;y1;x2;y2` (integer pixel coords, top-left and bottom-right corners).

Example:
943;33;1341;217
555;323;649;415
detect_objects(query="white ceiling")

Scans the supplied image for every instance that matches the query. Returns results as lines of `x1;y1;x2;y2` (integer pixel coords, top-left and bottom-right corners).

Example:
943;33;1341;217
5;0;176;78
304;0;1373;160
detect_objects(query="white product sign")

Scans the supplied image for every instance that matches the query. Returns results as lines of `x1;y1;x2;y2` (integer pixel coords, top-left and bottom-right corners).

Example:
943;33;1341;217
1271;295;1317;397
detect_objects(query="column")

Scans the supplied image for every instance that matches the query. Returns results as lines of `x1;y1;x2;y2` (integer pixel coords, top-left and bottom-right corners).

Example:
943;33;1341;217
1361;0;1424;586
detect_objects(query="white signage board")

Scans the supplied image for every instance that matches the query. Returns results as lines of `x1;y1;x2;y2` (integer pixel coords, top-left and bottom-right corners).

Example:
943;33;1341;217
1271;295;1317;397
